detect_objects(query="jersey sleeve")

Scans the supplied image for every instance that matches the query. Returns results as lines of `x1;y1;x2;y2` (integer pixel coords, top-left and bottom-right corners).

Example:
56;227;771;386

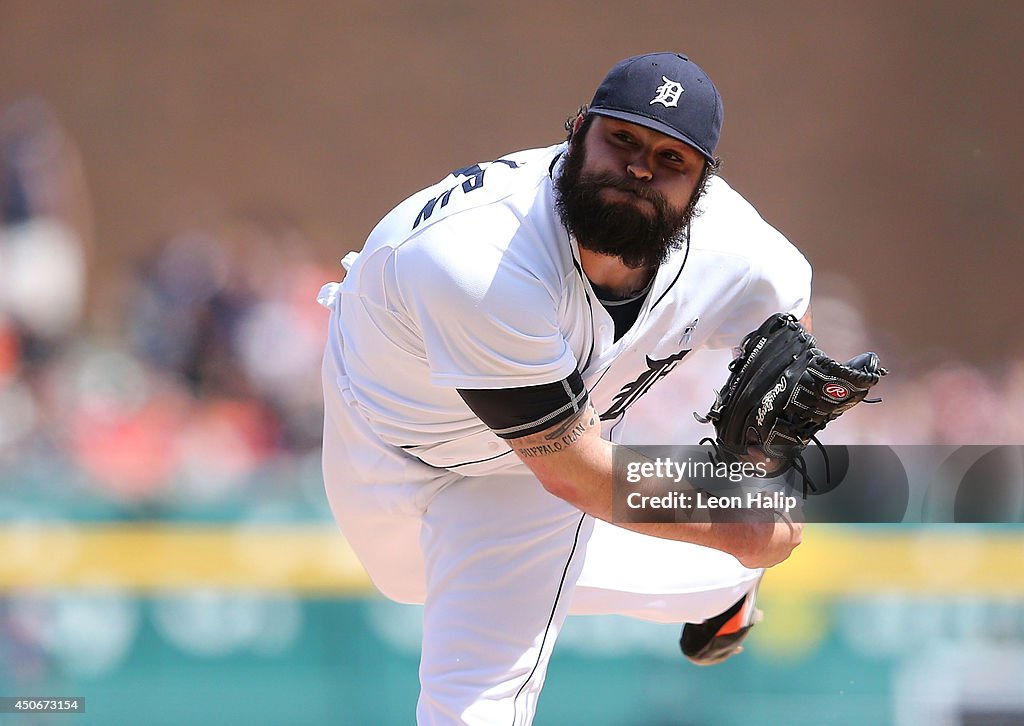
704;230;812;350
391;232;578;389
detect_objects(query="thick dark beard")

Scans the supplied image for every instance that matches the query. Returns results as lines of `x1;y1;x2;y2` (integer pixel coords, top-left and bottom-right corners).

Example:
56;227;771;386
554;129;701;270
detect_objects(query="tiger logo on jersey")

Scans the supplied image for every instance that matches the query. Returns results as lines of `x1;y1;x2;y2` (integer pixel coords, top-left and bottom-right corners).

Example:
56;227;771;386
600;349;690;421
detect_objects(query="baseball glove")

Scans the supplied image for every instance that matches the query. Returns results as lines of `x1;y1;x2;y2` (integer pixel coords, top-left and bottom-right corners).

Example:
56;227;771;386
697;313;887;492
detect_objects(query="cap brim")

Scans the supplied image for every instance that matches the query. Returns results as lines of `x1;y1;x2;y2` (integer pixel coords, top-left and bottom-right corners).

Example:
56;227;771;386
589;108;715;162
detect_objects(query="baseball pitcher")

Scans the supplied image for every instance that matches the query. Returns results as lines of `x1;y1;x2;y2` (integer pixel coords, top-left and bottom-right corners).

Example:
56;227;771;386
319;52;883;724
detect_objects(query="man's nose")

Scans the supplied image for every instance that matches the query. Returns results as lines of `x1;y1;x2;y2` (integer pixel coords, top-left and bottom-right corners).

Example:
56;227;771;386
626;153;653;181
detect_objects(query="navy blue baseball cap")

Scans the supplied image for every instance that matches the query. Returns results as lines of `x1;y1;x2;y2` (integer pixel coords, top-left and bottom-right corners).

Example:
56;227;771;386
589;53;723;162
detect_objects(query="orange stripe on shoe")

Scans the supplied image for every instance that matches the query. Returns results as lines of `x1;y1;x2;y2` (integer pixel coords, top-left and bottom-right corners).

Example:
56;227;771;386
717;608;747;636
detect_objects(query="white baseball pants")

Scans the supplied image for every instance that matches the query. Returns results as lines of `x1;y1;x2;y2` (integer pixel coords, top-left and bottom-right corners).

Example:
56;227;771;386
322;350;761;725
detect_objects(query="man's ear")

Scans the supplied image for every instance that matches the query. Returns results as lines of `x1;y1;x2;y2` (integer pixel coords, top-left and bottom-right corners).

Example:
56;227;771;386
569;114;586;145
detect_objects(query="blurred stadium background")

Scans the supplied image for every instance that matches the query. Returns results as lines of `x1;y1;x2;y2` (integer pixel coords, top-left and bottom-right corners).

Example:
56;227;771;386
1;2;1022;724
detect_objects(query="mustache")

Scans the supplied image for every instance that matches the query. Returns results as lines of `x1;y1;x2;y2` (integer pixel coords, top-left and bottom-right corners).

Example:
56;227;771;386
577;172;670;210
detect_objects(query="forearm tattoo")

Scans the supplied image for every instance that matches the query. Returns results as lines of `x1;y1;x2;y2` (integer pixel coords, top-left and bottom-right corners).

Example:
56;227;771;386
513;406;598;458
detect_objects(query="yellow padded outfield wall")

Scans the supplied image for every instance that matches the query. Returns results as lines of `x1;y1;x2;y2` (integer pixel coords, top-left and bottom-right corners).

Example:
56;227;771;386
0;524;1021;595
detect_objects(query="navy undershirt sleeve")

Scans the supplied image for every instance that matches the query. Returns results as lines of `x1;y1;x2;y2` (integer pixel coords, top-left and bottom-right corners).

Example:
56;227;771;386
457;370;589;440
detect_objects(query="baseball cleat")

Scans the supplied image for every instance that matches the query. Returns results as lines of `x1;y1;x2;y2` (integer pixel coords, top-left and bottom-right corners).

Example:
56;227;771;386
679;585;761;666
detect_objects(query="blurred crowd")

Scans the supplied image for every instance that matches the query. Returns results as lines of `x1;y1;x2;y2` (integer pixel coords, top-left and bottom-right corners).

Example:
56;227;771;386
0;99;332;519
1;99;1023;519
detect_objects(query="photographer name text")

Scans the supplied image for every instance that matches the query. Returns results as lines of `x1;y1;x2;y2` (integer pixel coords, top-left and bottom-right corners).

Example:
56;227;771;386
626;490;798;513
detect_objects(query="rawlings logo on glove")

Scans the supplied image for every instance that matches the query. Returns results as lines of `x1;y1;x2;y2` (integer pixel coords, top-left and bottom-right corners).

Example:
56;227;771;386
756;375;789;426
823;383;849;401
697;313;887;493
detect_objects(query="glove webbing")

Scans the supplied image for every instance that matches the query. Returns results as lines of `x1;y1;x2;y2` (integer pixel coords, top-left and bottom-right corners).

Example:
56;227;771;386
698;434;829;499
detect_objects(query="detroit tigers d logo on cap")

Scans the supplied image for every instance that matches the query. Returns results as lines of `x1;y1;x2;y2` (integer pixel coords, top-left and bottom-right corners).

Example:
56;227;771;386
650;77;684;108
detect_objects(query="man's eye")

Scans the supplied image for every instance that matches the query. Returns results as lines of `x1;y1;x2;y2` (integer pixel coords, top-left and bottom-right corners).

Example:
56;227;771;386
613;132;636;144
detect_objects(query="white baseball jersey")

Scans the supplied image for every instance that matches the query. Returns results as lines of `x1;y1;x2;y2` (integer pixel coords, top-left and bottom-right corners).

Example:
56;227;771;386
320;142;810;472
